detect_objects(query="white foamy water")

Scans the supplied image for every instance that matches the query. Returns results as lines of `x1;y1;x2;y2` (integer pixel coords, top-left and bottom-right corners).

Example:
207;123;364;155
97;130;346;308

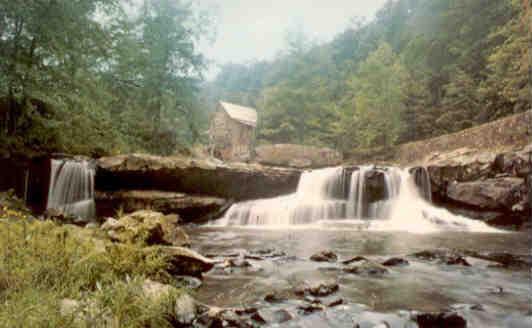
47;159;95;220
212;166;500;233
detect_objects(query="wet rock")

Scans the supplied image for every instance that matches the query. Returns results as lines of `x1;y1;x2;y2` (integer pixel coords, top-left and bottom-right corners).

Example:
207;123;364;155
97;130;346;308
304;295;322;304
264;292;287;303
175;275;202;289
446;177;525;211
45;208;88;225
101;210;189;246
381;257;409;267
253;309;293;324
310;250;338;262
445;256;470;266
411;249;448;261
343;260;389;277
253;248;286;258
327;298;344;307
342;256;368;265
154;246;214;277
297;303;324;315
425;145;532;228
95;190;227;223
222;258;252;268
487;286;505;295
413;311;467;328
364;169;389;204
197;307;254;328
460;250;531;269
411;249;470;266
449;303;484;312
294;281;339;297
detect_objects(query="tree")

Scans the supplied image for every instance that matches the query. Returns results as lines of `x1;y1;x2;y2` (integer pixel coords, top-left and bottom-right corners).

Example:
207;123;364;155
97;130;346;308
347;43;408;148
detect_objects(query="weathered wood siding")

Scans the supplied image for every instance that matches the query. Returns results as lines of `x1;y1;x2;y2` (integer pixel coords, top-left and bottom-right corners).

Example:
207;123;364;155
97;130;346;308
210;106;254;162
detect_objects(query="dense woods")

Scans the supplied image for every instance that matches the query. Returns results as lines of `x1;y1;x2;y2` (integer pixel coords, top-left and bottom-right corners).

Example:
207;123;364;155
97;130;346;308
0;0;530;157
206;0;531;153
0;0;210;156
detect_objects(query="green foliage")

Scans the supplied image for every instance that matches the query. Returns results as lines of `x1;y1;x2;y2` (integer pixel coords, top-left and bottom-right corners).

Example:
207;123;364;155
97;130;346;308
0;0;211;157
206;0;530;154
0;219;179;327
346;43;408;148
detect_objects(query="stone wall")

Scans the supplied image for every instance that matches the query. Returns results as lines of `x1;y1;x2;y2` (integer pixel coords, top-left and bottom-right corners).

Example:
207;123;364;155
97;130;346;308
346;111;531;165
255;144;343;168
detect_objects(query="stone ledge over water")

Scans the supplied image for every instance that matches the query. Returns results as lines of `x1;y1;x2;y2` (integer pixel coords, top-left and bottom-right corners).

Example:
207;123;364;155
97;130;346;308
96;154;302;201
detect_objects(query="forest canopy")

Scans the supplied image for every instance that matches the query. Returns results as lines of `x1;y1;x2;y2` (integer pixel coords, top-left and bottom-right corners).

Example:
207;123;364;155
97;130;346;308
205;0;531;153
1;0;530;157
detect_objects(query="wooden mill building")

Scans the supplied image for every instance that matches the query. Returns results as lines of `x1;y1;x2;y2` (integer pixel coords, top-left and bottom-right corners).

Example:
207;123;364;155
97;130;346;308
209;101;258;162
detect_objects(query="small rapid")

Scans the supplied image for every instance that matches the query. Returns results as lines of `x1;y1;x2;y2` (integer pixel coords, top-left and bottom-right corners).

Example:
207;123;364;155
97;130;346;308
213;166;499;233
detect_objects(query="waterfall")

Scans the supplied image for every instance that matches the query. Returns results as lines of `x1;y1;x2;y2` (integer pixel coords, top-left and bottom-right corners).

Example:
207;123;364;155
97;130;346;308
411;166;432;202
218;166;407;226
46;159;95;220
215;165;499;232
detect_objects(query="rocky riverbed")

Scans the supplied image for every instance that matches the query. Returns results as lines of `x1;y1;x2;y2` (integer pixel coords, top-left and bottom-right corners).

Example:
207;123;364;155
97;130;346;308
184;226;531;327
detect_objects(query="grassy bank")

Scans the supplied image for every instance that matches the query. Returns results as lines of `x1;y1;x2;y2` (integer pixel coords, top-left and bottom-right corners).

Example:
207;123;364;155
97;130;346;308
0;196;185;327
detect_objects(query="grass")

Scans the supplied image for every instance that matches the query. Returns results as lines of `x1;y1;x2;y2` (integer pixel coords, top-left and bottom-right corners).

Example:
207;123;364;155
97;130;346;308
0;201;186;328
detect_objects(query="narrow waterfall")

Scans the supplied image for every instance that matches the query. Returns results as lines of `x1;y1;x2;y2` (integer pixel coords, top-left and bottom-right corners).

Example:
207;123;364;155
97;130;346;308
215;165;499;232
46;159;95;220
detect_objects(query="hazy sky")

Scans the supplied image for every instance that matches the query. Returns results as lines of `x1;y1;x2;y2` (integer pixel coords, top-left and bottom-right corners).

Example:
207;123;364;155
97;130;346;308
196;0;388;78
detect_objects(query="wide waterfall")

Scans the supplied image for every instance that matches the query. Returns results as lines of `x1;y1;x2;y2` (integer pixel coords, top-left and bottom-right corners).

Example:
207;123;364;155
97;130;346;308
46;159;96;220
215;166;498;232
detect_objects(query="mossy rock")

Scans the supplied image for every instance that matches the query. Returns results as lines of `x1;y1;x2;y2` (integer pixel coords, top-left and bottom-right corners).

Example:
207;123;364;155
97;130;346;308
102;210;189;246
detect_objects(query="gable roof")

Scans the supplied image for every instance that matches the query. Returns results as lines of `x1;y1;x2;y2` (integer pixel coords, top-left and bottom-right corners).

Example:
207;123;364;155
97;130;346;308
219;101;257;127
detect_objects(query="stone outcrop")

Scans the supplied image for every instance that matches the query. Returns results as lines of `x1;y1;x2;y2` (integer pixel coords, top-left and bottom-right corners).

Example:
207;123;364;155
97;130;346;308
101;210;190;246
95;190;227;222
446;178;525;211
254;144;342;168
96;154;301;201
424;145;531;228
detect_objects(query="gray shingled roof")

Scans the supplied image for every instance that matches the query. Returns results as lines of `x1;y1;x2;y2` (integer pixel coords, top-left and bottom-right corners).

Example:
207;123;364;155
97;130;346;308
219;101;257;127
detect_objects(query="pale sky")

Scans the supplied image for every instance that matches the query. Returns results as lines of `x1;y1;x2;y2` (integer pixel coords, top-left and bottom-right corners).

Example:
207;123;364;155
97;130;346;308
195;0;389;78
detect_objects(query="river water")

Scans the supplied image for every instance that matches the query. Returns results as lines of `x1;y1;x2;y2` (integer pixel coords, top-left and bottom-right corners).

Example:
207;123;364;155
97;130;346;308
187;226;530;327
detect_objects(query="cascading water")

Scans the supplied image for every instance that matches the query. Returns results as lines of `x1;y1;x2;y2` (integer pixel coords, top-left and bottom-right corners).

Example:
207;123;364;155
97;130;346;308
215;165;499;232
46;159;95;220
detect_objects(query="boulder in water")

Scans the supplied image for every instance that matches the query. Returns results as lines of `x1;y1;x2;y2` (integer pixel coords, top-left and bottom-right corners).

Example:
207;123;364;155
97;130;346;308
410;249;471;266
294;281;339;297
150;246;215;277
252;309;293;324
381;257;409;267
342;256;368;265
343;260;389;277
413;311;467;328
310;250;338;262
